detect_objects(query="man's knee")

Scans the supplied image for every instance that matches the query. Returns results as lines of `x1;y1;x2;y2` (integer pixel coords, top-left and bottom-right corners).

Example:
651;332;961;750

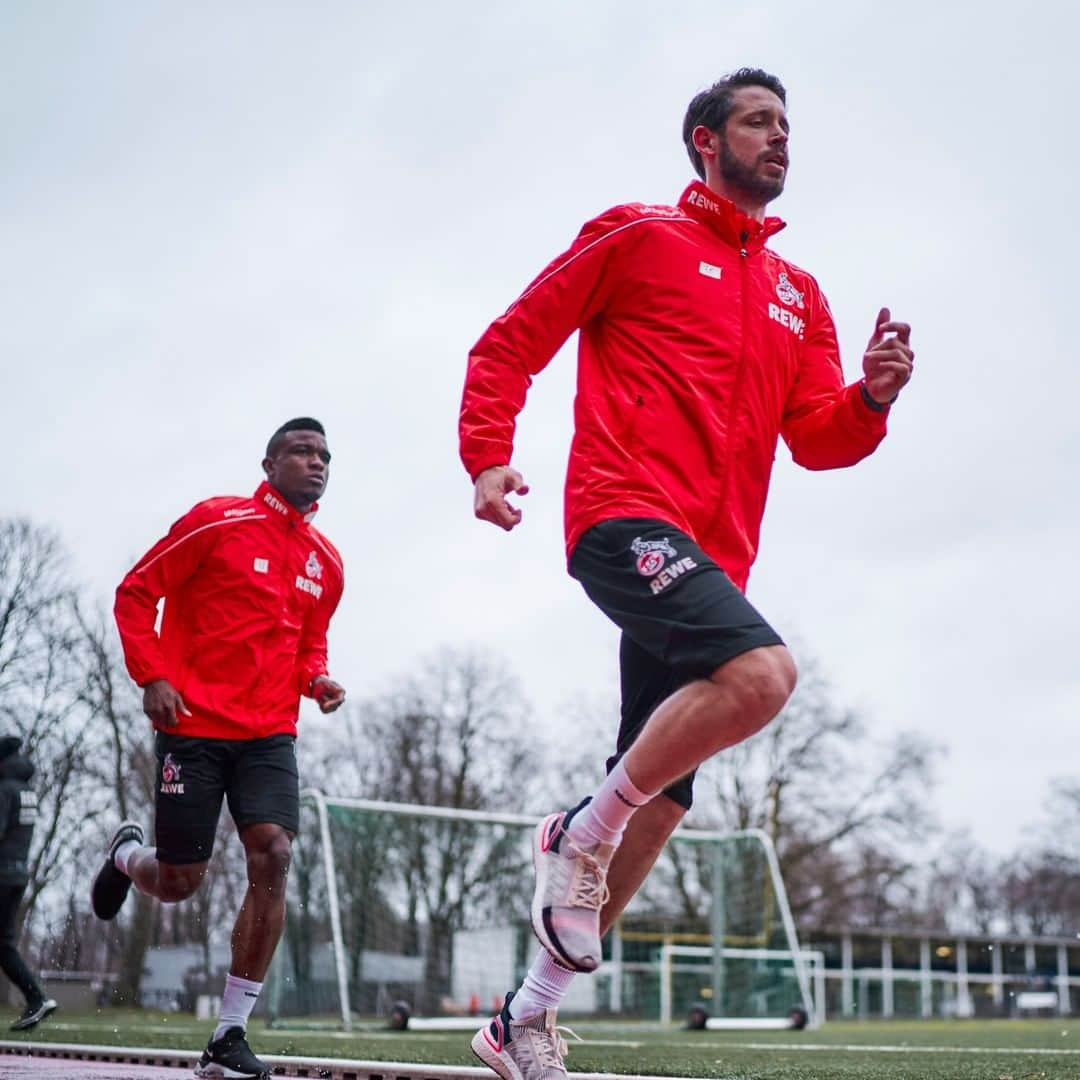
243;826;293;892
711;644;796;732
157;863;207;903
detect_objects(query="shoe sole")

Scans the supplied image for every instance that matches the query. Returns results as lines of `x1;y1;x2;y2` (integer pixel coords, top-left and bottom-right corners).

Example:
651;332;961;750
193;1063;270;1079
470;1027;523;1080
529;816;598;974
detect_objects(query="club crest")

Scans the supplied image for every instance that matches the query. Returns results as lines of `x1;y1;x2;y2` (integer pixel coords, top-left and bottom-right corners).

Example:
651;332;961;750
631;536;677;577
775;271;805;310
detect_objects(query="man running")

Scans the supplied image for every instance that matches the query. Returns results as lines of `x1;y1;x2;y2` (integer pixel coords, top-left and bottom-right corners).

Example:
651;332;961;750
460;69;914;1079
93;418;345;1080
0;735;57;1031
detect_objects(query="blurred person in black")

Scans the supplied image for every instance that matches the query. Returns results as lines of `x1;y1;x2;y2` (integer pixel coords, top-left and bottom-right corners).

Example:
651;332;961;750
0;735;56;1030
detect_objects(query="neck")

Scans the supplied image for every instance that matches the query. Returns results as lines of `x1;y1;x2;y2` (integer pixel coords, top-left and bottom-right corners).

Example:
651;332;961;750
282;494;313;516
703;175;767;222
265;480;313;515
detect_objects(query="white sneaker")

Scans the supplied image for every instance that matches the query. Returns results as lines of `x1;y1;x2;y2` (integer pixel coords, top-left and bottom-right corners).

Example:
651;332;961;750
471;993;570;1080
530;801;613;973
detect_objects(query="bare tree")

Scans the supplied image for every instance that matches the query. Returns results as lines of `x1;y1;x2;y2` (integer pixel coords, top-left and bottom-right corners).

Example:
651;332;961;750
639;655;939;930
0;519;114;984
300;648;542;1013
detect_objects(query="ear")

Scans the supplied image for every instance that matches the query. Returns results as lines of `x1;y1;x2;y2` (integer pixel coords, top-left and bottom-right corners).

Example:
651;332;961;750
692;124;720;163
261;455;274;479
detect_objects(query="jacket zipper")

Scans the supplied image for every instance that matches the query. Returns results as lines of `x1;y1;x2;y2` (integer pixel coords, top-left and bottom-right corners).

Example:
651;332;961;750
707;233;752;542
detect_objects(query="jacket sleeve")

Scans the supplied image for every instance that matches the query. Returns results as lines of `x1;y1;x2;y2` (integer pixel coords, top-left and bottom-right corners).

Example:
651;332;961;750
459;204;638;481
113;504;217;687
780;287;889;470
294;572;343;697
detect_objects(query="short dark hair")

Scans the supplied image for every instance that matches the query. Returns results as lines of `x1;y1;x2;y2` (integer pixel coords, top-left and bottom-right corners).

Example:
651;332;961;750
682;68;787;179
266;417;326;458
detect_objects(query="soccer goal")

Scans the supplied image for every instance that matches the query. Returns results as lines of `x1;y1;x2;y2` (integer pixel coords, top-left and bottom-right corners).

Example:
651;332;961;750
265;792;816;1032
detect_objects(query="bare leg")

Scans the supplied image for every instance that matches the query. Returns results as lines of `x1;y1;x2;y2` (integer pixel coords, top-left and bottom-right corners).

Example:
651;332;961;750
599;794;686;936
229;823;292;981
127;848;208;903
621;645;795;794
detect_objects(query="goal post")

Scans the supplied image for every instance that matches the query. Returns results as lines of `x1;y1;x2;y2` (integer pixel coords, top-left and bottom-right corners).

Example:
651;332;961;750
659;945;825;1028
268;791;816;1030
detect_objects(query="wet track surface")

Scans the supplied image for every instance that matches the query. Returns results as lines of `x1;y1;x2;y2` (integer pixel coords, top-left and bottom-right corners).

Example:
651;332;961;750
2;1056;189;1079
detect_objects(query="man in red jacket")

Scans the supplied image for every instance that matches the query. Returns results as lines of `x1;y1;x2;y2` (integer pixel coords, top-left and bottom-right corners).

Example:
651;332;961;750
92;418;345;1080
462;70;914;1078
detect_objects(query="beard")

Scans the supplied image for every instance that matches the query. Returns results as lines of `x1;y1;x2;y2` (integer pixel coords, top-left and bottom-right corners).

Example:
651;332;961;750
718;138;786;203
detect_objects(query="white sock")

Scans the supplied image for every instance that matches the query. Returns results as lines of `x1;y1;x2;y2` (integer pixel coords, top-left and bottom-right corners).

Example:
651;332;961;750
213;974;263;1041
508;951;577;1020
566;758;657;848
114;840;146;876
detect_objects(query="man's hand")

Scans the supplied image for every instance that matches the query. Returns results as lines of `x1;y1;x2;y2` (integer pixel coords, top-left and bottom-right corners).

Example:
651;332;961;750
473;465;530;531
311;676;346;714
862;307;914;405
143;679;191;729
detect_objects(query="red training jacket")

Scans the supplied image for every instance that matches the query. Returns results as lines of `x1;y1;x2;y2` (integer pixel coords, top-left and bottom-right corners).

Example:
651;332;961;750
460;182;890;590
115;481;344;740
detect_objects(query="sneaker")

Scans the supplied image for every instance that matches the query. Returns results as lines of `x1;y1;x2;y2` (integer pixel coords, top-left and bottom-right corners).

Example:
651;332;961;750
10;998;57;1031
471;992;570;1080
531;801;613;972
90;821;143;921
193;1026;271;1079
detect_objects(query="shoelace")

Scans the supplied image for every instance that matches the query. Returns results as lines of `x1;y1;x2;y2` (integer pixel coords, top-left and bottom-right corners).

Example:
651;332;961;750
564;838;612;911
530;1023;582;1072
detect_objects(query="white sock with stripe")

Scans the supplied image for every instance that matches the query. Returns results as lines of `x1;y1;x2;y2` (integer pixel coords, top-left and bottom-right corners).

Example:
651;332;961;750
566;758;657;848
213;974;263;1041
508;951;576;1020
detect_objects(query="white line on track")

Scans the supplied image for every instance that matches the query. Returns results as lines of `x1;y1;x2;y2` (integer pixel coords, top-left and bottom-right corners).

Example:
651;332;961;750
691;1041;1080;1056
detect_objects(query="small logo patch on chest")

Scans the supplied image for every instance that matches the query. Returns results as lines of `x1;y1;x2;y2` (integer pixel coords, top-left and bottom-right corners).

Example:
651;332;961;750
253;558;269;574
698;261;723;280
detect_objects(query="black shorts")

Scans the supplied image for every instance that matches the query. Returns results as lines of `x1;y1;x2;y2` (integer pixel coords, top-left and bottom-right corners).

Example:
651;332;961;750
154;732;300;865
569;518;784;810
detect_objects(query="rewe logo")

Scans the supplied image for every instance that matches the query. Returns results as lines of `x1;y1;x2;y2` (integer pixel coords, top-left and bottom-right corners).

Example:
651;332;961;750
649;555;699;594
296;576;323;599
160;752;185;795
263;491;289;515
768;302;805;340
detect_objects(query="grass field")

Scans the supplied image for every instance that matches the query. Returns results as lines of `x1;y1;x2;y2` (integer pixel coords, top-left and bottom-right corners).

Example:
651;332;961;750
5;1009;1080;1079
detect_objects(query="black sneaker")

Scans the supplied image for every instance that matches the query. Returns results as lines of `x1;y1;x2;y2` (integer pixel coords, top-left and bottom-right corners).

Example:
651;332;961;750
90;821;143;920
194;1026;271;1079
10;998;58;1031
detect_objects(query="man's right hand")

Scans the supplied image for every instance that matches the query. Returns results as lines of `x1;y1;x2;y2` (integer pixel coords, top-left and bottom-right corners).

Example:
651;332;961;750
473;465;530;531
142;679;192;728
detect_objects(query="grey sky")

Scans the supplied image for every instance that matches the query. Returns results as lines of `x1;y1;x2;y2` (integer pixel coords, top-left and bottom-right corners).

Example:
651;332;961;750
3;1;1076;854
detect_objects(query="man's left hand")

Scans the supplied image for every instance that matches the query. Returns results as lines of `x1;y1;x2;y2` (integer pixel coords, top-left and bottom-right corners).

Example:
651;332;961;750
311;676;346;714
862;307;914;404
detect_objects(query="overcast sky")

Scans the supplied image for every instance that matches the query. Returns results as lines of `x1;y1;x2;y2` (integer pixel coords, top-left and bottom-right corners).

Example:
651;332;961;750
3;1;1076;855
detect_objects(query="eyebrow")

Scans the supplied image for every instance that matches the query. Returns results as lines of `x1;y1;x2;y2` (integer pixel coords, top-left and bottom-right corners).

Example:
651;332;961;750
745;108;789;132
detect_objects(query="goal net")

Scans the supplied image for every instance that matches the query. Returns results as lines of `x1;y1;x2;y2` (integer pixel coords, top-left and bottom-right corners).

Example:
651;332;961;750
265;792;816;1030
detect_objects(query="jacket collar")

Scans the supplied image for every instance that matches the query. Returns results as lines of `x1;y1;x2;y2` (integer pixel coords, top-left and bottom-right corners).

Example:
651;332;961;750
678;181;786;253
254;481;319;525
